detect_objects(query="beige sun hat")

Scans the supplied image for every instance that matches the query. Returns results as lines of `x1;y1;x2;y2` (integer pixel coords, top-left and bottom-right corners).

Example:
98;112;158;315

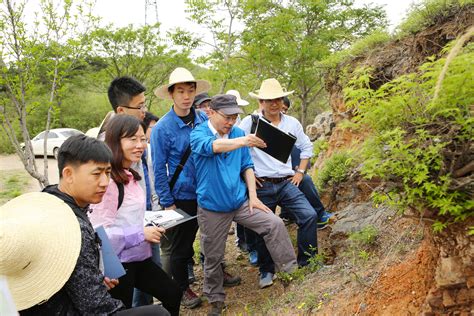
154;67;211;100
0;192;81;311
249;78;294;100
226;90;249;106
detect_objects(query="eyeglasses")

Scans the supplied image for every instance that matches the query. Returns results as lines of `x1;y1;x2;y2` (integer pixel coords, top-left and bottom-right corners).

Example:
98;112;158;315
261;98;283;105
120;104;147;111
215;111;238;122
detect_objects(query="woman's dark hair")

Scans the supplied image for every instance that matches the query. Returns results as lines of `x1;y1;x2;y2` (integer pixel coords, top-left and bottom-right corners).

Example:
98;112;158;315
105;114;143;184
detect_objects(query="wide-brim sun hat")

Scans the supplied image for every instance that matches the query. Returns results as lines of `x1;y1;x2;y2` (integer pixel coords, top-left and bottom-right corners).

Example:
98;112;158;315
249;78;294;100
226;90;249;106
0;192;81;311
154;67;211;100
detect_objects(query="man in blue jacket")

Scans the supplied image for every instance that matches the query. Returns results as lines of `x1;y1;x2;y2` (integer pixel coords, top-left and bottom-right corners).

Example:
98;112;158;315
150;67;210;309
190;94;297;316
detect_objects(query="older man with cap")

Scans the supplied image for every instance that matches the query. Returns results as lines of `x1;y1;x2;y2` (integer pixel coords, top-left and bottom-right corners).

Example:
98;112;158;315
239;78;319;289
190;94;297;316
193;92;212;115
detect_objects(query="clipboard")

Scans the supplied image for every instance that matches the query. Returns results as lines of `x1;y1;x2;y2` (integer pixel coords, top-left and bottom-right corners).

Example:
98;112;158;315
254;117;297;163
144;208;197;229
95;226;126;279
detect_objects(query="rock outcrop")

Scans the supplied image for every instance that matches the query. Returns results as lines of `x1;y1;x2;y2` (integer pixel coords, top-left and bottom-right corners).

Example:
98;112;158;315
305;111;335;141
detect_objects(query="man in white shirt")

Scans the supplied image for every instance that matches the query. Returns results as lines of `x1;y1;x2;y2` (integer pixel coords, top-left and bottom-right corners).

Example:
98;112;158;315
239;78;318;289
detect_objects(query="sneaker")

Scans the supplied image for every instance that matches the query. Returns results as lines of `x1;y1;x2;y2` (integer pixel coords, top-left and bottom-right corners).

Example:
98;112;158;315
208;301;226;316
317;211;333;230
181;288;202;309
188;262;196;284
248;250;258;266
259;272;275;289
223;270;241;287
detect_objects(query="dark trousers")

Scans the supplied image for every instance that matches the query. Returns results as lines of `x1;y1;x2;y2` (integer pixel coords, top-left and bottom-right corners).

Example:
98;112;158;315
109;258;182;316
160;199;199;292
236;223;257;252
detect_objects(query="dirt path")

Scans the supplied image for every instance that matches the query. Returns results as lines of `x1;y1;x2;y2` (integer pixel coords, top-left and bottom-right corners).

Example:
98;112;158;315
0;154;59;191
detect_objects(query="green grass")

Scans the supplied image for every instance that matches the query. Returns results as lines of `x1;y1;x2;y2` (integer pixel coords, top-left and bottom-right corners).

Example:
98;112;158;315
193;232;201;263
0;171;30;205
396;0;473;37
343;225;379;264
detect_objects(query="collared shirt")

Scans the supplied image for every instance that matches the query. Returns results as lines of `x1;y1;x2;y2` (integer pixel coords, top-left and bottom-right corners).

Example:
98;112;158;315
150;106;207;207
89;170;151;263
239;113;313;178
190;121;253;212
207;120;229;140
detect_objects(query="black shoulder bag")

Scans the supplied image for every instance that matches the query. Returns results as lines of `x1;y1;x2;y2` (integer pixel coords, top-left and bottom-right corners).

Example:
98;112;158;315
169;145;192;191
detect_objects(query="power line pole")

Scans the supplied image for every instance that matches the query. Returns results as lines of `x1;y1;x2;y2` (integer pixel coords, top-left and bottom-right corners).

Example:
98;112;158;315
145;0;159;25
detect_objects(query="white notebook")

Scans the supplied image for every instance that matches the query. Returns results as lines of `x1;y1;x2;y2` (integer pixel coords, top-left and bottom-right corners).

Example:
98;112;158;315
144;210;184;227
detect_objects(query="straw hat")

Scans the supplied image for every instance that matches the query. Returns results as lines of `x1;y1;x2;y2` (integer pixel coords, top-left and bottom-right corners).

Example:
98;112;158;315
226;90;249;106
154;67;211;100
0;192;81;311
249;78;294;100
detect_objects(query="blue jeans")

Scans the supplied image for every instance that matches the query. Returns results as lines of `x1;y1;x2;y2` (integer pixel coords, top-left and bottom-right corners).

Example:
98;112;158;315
253;180;318;272
299;174;325;220
280;174;326;220
131;242;162;307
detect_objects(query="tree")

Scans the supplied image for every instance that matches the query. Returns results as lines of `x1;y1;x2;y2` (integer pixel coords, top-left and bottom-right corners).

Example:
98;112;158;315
240;0;387;126
0;0;96;187
90;23;192;111
171;0;257;97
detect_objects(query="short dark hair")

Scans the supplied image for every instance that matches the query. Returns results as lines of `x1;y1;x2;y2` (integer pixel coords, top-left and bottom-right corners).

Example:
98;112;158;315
107;76;146;112
105;115;143;184
167;81;197;94
283;96;291;108
143;111;159;130
58;135;113;178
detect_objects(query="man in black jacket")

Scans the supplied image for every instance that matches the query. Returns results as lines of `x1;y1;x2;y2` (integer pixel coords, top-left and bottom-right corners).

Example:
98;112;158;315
19;135;169;315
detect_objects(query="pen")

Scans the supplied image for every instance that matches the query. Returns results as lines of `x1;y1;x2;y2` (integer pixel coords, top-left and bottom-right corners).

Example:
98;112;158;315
150;220;169;241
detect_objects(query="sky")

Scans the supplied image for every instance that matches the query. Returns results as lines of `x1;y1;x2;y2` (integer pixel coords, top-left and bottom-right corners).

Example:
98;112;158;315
95;0;420;33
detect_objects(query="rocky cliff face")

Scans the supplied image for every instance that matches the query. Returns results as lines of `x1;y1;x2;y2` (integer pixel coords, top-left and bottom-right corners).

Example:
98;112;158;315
317;6;474;314
424;220;474;314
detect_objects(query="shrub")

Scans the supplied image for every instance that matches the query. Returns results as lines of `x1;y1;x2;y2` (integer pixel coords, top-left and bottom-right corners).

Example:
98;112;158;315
343;39;474;231
316;151;354;190
311;139;329;164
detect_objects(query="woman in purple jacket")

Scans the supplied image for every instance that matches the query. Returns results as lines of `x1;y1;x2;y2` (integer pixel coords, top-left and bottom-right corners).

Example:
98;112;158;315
89;115;181;315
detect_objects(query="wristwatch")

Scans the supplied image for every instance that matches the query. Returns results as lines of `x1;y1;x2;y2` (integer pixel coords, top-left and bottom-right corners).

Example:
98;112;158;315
296;169;305;174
